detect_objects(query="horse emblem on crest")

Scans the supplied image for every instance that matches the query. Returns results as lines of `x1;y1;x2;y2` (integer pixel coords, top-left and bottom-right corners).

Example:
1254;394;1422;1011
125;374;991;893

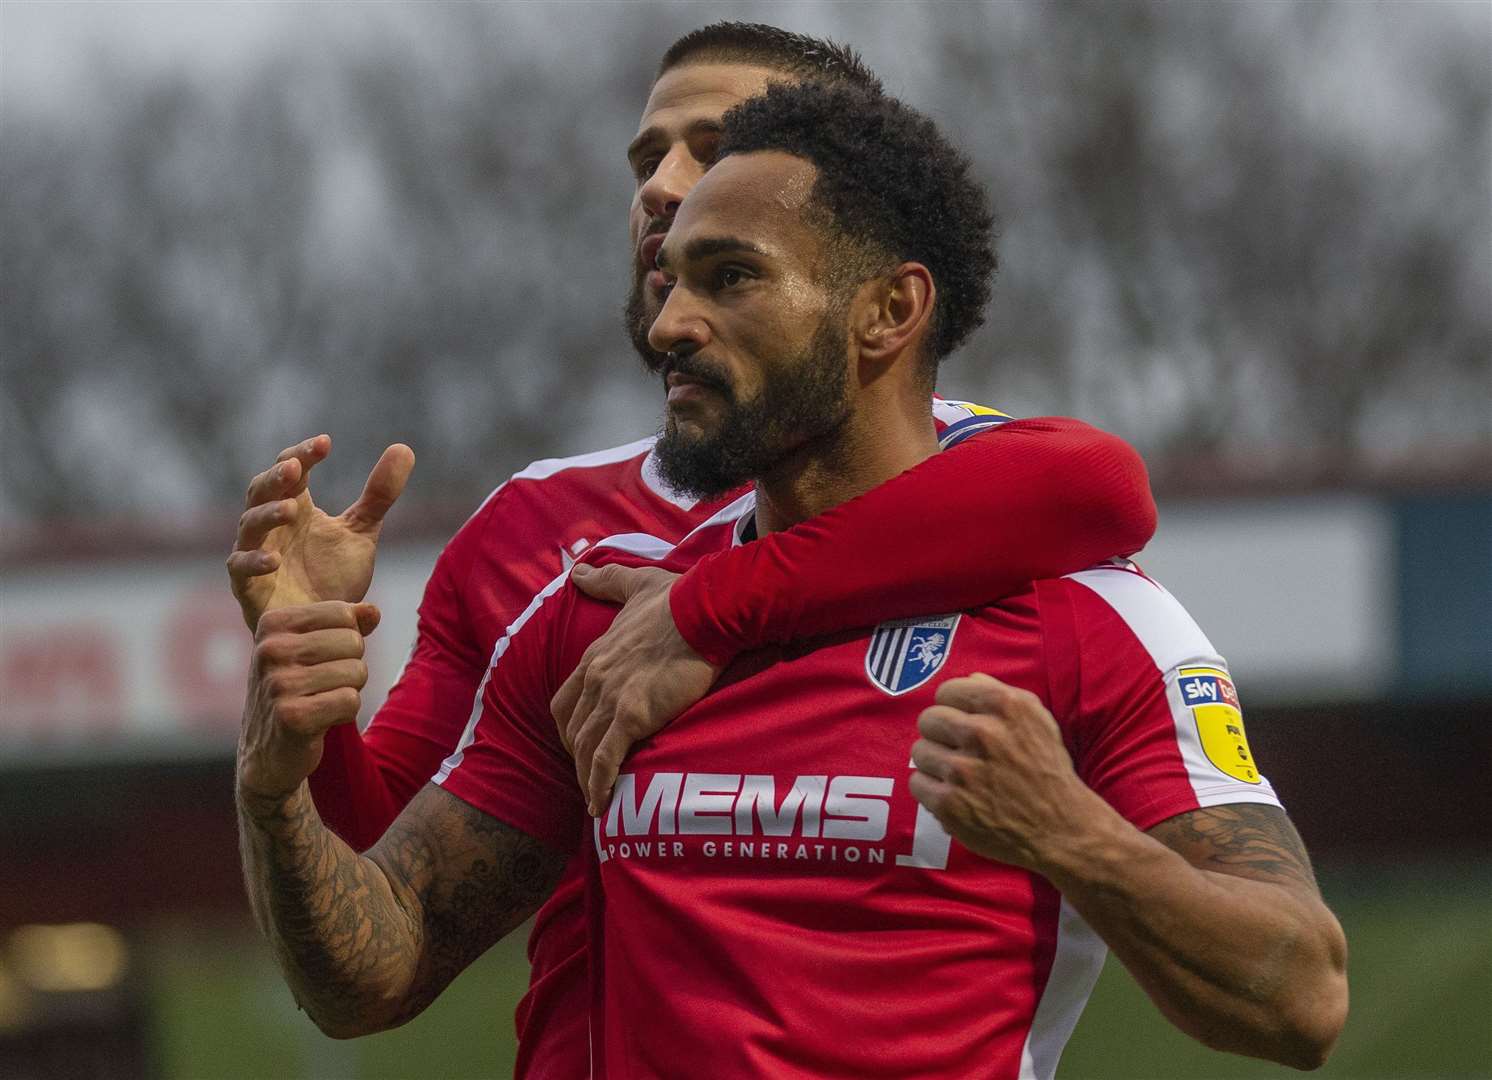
865;614;961;696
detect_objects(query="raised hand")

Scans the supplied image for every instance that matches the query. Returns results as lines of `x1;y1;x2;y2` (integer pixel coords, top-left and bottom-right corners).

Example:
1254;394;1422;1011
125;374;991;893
551;562;721;816
227;435;414;631
237;600;381;808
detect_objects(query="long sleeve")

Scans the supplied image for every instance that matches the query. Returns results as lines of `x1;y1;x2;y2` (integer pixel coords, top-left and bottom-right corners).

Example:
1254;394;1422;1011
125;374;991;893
670;417;1155;666
307;501;495;851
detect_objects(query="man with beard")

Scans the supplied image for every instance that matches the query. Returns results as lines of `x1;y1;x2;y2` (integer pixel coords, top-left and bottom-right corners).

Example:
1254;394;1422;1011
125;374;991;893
229;23;1155;1075
236;82;1346;1075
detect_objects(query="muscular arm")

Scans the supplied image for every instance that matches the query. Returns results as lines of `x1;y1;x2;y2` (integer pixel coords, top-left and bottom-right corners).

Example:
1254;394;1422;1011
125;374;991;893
237;781;566;1038
911;675;1348;1070
671;417;1154;664
1047;802;1348;1069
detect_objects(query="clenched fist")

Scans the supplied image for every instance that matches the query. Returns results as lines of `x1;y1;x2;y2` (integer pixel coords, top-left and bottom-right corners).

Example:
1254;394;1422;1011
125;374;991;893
236;600;380;809
908;672;1108;873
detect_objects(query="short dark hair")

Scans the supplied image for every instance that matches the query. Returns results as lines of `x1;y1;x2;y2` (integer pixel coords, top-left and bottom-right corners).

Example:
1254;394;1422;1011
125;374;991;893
658;21;883;95
717;81;997;368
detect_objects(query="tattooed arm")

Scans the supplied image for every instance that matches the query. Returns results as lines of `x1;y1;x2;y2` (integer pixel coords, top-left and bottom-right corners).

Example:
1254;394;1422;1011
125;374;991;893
1068;803;1349;1070
238;781;565;1038
235;600;566;1037
911;674;1348;1070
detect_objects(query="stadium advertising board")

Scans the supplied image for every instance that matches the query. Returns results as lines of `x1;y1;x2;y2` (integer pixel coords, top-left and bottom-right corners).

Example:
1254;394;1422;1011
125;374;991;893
0;496;1402;766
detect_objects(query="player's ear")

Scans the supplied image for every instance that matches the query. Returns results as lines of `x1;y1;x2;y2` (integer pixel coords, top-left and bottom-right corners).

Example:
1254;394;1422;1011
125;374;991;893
854;262;935;366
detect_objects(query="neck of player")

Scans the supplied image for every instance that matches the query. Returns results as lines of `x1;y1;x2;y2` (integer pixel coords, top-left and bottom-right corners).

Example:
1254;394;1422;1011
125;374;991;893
753;386;939;537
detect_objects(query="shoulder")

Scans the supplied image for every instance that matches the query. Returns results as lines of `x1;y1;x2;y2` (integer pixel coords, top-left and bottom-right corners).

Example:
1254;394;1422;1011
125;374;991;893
436;437;664;562
475;437;660;516
1048;560;1220;674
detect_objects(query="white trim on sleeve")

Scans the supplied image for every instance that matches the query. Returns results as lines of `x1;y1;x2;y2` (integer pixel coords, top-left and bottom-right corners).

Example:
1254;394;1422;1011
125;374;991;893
1065;564;1282;809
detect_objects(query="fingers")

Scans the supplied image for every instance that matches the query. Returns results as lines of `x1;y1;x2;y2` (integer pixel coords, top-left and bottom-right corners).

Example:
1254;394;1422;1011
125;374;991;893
270;685;364;737
916;705;963;749
586;725;634;816
264;657;370;699
345;444;415;529
353;602;381;637
226;548;280;582
910;734;963;781
907;767;954;813
566;680;609;800
256;627;366;672
934;672;1021;714
244;435;329;509
569;562;642;603
255;600;379;638
551;654;591;753
234;497;299;555
273;434;331;476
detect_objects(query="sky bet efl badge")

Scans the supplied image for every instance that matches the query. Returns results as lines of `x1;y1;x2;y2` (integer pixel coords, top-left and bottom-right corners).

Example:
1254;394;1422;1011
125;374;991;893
1177;667;1260;784
866;615;961;696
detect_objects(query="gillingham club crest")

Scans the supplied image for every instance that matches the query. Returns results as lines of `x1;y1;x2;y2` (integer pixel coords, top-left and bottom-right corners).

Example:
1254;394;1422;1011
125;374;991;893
865;614;961;696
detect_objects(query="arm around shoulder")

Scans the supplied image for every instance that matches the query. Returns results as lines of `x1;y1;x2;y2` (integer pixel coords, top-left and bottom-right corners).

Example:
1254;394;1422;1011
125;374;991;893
670;415;1156;663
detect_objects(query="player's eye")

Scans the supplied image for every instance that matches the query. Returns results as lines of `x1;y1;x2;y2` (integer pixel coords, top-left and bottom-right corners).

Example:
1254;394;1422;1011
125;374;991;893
635;157;660;182
714;266;749;290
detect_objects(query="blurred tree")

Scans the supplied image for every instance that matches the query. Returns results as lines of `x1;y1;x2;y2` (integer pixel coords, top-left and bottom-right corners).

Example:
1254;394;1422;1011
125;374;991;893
1;1;1487;530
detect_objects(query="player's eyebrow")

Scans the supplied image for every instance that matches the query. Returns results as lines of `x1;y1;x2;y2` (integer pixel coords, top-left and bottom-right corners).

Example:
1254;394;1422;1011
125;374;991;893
656;235;768;272
626;118;724;171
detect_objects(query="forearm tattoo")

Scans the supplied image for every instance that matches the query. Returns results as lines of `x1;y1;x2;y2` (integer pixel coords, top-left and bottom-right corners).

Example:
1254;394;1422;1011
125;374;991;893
1149;803;1319;893
239;783;565;1033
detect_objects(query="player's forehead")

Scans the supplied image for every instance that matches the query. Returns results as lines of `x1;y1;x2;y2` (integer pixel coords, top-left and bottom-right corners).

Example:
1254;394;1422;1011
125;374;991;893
633;62;781;144
665;151;820;262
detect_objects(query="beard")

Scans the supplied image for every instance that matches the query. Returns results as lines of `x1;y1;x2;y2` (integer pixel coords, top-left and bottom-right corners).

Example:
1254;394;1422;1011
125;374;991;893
626;263;668;372
652;309;852;500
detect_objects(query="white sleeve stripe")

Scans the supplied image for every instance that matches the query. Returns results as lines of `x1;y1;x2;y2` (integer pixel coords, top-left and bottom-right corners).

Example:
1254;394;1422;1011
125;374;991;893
509;437;658;482
433;529;684;785
433;567;572;784
1063;566;1218;671
1065;567;1281;809
1017;900;1108;1079
459;437;663;529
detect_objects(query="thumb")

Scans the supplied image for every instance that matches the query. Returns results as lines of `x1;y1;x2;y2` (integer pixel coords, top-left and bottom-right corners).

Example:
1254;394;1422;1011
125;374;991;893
347;444;415;528
569;562;643;603
353;602;382;637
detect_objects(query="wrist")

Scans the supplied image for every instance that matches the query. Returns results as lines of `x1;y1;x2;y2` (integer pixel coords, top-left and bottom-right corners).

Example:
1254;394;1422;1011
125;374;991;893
1027;786;1153;891
236;776;309;827
668;571;738;668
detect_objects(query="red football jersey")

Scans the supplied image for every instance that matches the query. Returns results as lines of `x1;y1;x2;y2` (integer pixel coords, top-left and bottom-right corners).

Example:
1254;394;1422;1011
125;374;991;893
309;403;1157;1077
438;493;1279;1079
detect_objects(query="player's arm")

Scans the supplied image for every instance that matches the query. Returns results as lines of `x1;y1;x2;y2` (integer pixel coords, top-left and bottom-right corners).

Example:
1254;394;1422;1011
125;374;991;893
235;600;566;1036
670;415;1155;662
228;434;446;848
309;525;495;849
911;675;1348;1070
239;782;563;1038
556;416;1156;810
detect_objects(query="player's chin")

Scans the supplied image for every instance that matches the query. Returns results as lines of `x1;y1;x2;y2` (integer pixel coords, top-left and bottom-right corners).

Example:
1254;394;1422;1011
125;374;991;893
663;411;713;444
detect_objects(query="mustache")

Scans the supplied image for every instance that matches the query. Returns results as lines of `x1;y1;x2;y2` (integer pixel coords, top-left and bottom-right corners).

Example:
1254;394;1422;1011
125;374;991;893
637;219;670;259
663;352;733;396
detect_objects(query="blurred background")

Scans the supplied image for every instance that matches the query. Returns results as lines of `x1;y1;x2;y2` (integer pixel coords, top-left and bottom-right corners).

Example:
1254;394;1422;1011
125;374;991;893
1;2;1488;1077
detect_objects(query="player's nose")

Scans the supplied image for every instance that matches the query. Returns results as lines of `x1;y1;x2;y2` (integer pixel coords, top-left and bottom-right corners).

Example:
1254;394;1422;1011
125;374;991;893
639;146;703;221
648;284;709;358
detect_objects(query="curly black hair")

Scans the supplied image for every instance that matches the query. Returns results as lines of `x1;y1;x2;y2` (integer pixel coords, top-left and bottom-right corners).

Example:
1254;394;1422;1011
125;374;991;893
658;22;883;94
717;81;997;370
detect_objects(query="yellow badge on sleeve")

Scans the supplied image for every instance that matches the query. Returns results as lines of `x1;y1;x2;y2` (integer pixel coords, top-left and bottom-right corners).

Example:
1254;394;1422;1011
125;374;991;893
1177;667;1260;784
